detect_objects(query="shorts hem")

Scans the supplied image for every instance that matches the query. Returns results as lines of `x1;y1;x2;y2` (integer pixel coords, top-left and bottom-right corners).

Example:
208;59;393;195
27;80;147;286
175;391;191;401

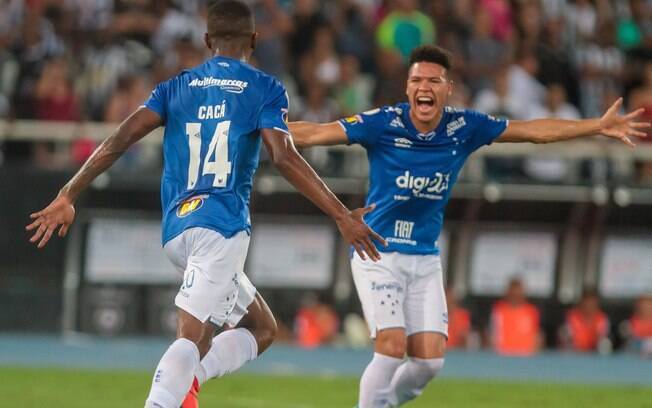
406;329;448;340
370;325;406;339
174;298;215;325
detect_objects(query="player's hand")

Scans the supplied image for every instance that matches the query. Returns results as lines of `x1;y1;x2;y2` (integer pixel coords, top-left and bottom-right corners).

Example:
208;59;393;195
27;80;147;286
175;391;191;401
599;98;650;147
26;194;76;249
335;204;387;262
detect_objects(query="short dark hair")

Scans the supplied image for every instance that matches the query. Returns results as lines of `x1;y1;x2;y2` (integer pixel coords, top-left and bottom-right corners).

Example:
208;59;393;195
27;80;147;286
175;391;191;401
408;45;452;71
206;0;254;43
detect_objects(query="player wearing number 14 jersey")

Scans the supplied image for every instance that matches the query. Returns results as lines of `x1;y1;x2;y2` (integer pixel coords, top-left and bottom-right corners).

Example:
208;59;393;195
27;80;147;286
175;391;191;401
26;2;384;408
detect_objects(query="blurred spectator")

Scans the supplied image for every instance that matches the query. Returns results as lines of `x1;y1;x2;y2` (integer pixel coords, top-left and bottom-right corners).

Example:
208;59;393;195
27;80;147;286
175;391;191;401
112;0;160;45
297;82;339;123
0;33;19;118
623;295;652;357
77;30;133;120
152;1;205;54
372;49;407;107
507;48;546;119
299;26;341;88
490;278;542;356
473;68;521;118
566;0;598;42
334;55;373;116
574;22;624;118
34;58;79;121
536;17;580;106
330;0;375;73
13;7;66;118
64;0;115;33
559;289;610;352
628;61;652;138
294;293;339;349
617;0;652;50
479;0;513;43
464;7;509;94
252;0;293;78
376;0;435;62
289;0;327;62
629;61;652;181
103;74;151;123
515;0;543;51
523;84;580;182
527;83;581;120
446;287;471;350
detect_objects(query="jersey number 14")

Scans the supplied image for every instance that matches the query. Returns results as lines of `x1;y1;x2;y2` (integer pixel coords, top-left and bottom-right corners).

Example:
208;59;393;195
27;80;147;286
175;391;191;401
185;121;232;189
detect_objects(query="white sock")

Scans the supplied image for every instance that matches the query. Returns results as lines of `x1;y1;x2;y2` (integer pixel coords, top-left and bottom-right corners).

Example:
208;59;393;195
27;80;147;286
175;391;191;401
144;338;200;408
387;357;444;406
358;353;404;408
195;328;258;385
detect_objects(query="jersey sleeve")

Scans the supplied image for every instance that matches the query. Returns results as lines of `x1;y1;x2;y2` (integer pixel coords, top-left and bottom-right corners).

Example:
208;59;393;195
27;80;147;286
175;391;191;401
338;108;387;147
143;80;170;123
464;110;509;153
258;79;289;134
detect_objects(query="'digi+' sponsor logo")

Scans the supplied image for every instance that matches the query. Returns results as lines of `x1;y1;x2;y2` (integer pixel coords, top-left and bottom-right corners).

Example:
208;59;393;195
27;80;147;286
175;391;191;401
188;77;249;93
395;170;450;197
176;195;207;218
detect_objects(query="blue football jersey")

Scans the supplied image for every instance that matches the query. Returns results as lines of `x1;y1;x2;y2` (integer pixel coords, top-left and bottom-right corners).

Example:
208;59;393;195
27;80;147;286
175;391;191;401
144;55;289;245
340;103;508;255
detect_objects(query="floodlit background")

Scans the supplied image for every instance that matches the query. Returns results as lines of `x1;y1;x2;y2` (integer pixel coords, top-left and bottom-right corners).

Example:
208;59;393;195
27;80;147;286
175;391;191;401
0;0;651;406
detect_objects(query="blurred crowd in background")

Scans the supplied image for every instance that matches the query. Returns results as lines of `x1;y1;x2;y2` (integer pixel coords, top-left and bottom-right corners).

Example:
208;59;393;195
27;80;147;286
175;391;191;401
292;282;652;357
0;0;652;170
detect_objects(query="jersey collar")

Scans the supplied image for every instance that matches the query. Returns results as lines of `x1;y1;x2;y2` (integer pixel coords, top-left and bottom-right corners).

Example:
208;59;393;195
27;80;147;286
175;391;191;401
402;104;448;141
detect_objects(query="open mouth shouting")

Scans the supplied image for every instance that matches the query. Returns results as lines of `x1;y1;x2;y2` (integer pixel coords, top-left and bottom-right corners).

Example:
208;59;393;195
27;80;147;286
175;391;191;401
415;95;436;115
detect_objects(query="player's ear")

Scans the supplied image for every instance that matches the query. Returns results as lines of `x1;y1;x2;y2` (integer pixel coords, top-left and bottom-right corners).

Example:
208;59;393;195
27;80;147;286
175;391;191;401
448;80;454;96
250;32;258;51
204;33;213;51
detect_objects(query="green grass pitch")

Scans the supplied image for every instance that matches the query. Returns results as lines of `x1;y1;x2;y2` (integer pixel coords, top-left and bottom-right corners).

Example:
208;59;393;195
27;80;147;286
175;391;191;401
2;367;651;407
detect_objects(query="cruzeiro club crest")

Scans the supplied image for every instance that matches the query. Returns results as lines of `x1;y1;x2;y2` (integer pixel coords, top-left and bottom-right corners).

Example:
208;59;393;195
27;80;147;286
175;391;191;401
176;195;207;218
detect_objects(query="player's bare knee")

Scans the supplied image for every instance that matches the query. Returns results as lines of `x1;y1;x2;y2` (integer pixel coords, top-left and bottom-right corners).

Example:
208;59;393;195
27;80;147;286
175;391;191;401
376;332;407;358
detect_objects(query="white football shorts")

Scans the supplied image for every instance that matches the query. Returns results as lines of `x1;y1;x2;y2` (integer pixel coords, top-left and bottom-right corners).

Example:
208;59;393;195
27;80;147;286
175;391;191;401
164;227;256;327
351;251;448;338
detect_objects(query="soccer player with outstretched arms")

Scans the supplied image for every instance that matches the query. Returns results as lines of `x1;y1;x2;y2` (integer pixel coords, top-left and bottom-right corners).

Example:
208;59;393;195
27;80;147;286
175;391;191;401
289;45;649;408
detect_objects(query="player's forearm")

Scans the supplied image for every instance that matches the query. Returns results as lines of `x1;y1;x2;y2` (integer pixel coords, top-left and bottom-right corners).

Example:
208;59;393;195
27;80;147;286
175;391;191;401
288;121;317;147
517;118;602;143
273;150;349;221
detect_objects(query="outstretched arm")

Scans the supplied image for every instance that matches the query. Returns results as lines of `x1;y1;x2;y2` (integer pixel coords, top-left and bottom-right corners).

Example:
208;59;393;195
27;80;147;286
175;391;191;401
288;121;349;148
26;107;162;248
262;128;386;260
497;98;649;146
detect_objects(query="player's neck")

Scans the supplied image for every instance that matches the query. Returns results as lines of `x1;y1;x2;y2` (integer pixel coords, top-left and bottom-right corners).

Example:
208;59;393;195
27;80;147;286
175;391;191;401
212;49;248;62
409;110;443;134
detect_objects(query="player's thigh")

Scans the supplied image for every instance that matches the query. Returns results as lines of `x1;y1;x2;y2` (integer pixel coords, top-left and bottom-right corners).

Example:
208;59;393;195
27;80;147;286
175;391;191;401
404;255;448;345
351;253;407;339
171;228;251;327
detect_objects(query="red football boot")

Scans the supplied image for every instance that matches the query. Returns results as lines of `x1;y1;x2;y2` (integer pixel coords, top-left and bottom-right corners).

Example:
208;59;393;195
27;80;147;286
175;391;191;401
180;377;200;408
